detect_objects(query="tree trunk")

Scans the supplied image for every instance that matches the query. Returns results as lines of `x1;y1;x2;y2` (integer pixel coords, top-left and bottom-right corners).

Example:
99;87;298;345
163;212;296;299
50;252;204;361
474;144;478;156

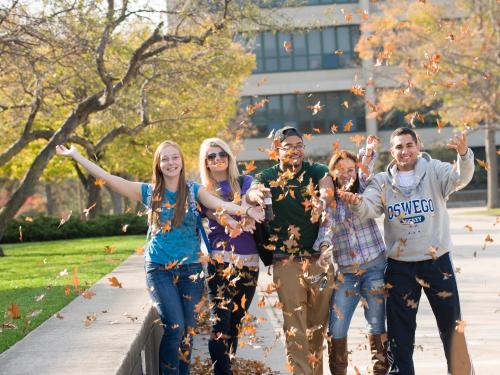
0;94;102;242
45;183;57;216
86;176;103;218
107;186;123;214
485;125;499;209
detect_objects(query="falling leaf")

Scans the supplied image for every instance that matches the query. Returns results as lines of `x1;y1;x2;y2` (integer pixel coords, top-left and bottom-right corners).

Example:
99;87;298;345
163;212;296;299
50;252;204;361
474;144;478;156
343;120;353;132
64;285;71;296
104;245;116;254
18;225;22;241
35;294;45;302
82;289;96;299
83;203;96;218
436;119;446;133
246;98;269;116
94;178;106;186
108;276;123;288
483;234;494;250
349;134;365;147
307;101;322;115
426;246;439;260
58;210;72;228
283;41;292;53
257;77;268;87
436;291;453;299
406;298;418;309
334;49;344;55
415;277;430;288
7;303;21;319
344;12;353;22
242;160;257;174
257;296;266;308
162;220;172;233
476;159;489;171
25;216;33;222
341;101;349;109
350;85;365;97
121;224;129;233
303;133;312;140
56;313;64;320
72;269;79;291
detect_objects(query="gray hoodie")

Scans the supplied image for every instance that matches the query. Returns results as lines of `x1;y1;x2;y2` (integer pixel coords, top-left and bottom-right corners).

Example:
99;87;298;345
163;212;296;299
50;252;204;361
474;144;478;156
351;149;474;261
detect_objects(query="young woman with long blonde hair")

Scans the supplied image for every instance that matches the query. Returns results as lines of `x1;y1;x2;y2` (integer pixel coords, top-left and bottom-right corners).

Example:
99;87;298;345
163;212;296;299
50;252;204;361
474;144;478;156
56;140;263;375
198;137;260;375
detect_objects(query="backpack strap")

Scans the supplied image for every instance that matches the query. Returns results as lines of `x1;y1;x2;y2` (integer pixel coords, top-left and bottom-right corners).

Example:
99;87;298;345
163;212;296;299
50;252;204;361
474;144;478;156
187;181;212;253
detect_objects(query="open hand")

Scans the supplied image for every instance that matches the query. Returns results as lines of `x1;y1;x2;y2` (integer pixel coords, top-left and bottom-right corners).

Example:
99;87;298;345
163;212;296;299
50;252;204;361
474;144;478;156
55;144;77;157
447;131;468;156
247;184;270;206
246;205;265;223
337;190;362;205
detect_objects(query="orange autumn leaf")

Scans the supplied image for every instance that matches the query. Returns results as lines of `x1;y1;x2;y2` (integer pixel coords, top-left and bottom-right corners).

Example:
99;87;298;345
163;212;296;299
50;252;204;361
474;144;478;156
64;285;71;296
162;220;172;233
166;260;179;269
436;119;446;133
303;133;312;140
283;40;293;53
108;276;123;288
476;158;489;171
436;290;453;299
94;178;106;186
243;160;257;174
312;127;321;134
350;85;365;97
104;245;116;254
72;269;79;291
163;201;175;209
334;49;344;55
241;294;247;309
135;246;145;255
344;12;353;22
343;120;353;132
464;225;473;232
257;296;266;308
24;216;33;222
82;289;96;300
276;193;285;201
497;149;500;155
7;303;21;319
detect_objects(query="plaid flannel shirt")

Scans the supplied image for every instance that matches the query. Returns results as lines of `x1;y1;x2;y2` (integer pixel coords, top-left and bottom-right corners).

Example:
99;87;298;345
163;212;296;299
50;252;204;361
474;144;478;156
313;149;386;267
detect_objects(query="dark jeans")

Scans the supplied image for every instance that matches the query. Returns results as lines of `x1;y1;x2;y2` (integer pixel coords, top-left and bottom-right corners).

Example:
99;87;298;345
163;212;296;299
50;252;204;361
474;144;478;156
207;262;259;375
145;261;205;375
385;253;468;375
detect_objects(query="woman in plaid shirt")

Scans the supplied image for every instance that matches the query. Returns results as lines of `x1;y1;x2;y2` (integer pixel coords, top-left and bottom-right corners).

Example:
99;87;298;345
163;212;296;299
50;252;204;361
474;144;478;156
314;136;388;375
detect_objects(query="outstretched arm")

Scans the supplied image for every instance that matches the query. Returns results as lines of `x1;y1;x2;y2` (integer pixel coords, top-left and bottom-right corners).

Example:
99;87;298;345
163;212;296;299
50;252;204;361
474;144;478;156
197;186;264;222
56;145;142;202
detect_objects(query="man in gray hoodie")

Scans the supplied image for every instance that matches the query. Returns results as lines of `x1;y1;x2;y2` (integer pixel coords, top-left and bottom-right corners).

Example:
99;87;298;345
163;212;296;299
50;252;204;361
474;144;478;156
339;127;474;375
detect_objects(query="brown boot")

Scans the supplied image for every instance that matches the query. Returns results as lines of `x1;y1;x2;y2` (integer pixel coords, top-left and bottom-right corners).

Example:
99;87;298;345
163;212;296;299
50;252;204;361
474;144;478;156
368;333;388;375
328;337;348;375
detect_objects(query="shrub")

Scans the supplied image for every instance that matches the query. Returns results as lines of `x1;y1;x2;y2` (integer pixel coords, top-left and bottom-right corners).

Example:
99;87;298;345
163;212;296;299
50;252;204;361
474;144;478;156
2;213;147;243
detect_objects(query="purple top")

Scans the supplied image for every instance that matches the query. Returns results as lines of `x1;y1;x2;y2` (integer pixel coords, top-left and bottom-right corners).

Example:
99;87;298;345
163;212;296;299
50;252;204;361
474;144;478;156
203;175;258;255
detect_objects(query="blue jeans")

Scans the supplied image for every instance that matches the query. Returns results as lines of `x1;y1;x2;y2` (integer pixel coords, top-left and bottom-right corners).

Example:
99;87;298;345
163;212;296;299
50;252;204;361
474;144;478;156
145;261;205;375
329;258;386;339
207;262;259;375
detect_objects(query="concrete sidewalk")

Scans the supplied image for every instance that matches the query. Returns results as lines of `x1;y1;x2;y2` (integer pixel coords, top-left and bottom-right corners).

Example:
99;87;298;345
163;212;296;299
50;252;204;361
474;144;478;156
193;207;500;374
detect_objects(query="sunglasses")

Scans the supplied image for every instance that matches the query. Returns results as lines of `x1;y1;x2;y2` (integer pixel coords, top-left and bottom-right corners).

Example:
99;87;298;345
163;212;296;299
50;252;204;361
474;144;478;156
206;151;228;161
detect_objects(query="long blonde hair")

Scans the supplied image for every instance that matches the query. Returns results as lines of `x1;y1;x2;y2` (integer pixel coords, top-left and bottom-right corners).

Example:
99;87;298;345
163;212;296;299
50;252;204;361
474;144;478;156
199;138;241;198
150;140;188;230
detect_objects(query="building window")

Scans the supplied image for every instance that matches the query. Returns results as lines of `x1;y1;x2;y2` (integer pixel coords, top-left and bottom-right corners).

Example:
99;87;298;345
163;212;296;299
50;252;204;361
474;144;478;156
242;91;366;138
250;26;360;73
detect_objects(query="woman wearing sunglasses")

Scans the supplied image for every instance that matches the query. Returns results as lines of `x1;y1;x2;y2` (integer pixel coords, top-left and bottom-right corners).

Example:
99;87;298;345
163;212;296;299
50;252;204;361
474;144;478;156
56;140;264;375
198;138;260;375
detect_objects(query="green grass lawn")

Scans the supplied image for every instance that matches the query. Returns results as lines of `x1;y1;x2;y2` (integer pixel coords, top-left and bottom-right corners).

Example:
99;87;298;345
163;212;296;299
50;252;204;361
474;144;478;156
0;235;145;353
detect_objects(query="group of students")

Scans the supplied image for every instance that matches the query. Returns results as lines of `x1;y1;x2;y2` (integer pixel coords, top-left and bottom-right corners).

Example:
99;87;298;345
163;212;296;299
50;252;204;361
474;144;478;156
56;124;476;375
